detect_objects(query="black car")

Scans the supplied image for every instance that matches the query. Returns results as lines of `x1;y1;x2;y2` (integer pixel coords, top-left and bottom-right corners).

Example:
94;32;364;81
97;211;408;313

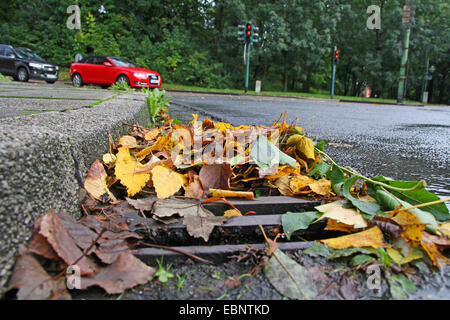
0;44;59;83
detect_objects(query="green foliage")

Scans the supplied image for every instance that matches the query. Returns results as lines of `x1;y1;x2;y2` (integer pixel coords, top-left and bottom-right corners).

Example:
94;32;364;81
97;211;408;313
0;73;11;82
1;0;448;103
155;256;174;284
143;87;171;126
111;81;133;92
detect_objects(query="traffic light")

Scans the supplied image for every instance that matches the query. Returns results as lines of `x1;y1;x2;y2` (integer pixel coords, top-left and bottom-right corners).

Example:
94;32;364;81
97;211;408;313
245;23;252;44
237;24;246;42
334;49;340;63
251;26;259;43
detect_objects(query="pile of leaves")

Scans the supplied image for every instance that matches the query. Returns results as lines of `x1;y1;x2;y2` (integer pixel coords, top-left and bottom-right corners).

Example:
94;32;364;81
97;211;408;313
8;111;450;300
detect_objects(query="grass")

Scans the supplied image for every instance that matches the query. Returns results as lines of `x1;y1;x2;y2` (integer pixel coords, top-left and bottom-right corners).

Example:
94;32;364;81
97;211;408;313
0;74;12;82
162;83;424;105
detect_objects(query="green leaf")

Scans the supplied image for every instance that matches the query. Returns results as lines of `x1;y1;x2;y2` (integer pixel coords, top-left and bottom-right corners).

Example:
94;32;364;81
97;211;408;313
377;248;391;267
264;249;318;300
342;175;381;216
372;177;449;221
315;141;325;152
387;274;416;299
327;247;377;260
281;211;321;240
350;254;374;267
307;162;330;179
250;136;297;170
304;242;330;258
326;165;346;185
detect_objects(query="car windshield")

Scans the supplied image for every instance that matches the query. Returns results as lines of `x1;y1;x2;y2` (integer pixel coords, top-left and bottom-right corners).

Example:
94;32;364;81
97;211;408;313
15;48;45;62
109;57;136;67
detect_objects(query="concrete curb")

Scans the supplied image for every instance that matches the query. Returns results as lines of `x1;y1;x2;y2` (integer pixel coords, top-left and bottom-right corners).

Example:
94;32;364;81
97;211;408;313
0;93;149;296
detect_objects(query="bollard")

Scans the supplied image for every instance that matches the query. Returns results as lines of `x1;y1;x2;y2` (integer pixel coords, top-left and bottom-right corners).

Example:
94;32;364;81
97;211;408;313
255;80;261;93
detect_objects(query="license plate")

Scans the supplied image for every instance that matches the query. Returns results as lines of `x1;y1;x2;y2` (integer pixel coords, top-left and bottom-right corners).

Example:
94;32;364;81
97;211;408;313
150;80;159;84
45;74;57;79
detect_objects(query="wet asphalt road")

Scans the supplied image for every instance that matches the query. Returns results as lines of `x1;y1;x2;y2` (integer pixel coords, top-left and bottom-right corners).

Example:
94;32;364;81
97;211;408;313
168;92;450;201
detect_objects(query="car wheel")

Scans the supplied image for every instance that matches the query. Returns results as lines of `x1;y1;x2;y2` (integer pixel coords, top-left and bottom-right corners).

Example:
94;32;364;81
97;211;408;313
17;68;29;82
72;73;83;87
46;80;56;84
101;84;110;89
116;75;130;86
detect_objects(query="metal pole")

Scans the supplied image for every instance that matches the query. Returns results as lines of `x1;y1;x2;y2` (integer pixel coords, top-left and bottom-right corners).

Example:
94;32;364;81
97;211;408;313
331;45;336;99
244;42;251;93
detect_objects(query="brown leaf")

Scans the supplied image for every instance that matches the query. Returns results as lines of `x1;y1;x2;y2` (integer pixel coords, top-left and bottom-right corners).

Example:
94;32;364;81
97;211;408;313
39;209;95;276
79;252;155;294
8;246;71;300
369;216;403;239
84;159;117;202
199;163;233;191
27;217;59;260
183;175;205;199
126;196;157;212
183;215;227;242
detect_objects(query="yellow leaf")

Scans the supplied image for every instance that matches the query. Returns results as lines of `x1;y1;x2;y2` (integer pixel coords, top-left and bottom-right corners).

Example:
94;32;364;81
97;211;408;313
392;210;425;245
289;175;315;193
151;165;185;199
263;165;301;180
270;176;293;196
438;222;450;238
144;128;160;141
297;136;315;160
387;247;423;265
320;226;386;249
309;179;331;196
117;135;138;148
102;153;116;165
115;147;150;197
421;233;450;268
224;209;242;218
320;206;368;229
135;134;173;159
84;159;117;202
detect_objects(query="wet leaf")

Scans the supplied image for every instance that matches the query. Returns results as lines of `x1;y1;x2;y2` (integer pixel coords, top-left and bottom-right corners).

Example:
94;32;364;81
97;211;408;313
199;163;233;191
307;162;331;179
80;252;155;294
342;175;381;216
115;147;150;196
84;159;117;202
250;135;297;170
386;247;423;265
350;254;374;267
392;210;425;245
287;134;315;161
308;178;332;196
438;222;450;238
320;226;386;250
281;211;320;240
264;249;317;300
151;165;185;199
117;135;138;148
319;205;367;229
7;246;71;300
39;209;95;276
224;209;242;218
369;216;403;239
387;273;416;299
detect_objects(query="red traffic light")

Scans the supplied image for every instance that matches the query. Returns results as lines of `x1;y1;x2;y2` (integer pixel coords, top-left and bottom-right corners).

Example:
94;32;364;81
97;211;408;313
334;50;340;60
246;23;252;35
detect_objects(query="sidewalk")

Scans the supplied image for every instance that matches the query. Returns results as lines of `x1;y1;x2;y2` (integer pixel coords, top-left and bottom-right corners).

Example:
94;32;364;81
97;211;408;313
0;82;149;296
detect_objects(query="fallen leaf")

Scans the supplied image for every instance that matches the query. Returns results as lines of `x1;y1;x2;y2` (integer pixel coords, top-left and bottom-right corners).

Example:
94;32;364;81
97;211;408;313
320;207;367;229
102;153;116;165
392;210;425;245
263;249;317;300
144;128;160;141
438;222;450;238
80;252;155;294
151;165;185;199
183;215;227;242
199;163;233;191
183;175;204;199
135;134;173;159
309;179;332;196
115;147;150;196
126;196;157;212
27;217;59;260
7;246;71;300
209;189;255;199
290;175;315;193
316;200;367;229
324;219;359;233
386;247;423;265
270;176;293;196
84;159;117;202
369;216;403;239
39;209;95;276
281;211;320;240
224;209;242;218
320;226;386;250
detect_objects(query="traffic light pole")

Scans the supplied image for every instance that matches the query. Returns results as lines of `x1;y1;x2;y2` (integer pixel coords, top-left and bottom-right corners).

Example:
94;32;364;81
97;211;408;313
244;42;251;93
331;45;337;99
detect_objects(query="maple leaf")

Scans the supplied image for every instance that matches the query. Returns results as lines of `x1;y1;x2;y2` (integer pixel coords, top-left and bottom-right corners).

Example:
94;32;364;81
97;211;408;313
115;147;150;196
151;165;185;199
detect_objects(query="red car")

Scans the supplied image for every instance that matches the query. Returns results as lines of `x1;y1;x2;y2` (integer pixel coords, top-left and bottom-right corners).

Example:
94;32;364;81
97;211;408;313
70;55;162;88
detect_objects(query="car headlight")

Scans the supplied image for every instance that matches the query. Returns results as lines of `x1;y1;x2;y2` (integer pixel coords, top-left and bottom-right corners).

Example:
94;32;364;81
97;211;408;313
133;72;147;79
29;62;45;69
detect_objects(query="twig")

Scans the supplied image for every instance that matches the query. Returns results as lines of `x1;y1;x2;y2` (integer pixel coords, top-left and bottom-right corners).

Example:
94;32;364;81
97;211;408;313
138;241;213;265
387;197;450;214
